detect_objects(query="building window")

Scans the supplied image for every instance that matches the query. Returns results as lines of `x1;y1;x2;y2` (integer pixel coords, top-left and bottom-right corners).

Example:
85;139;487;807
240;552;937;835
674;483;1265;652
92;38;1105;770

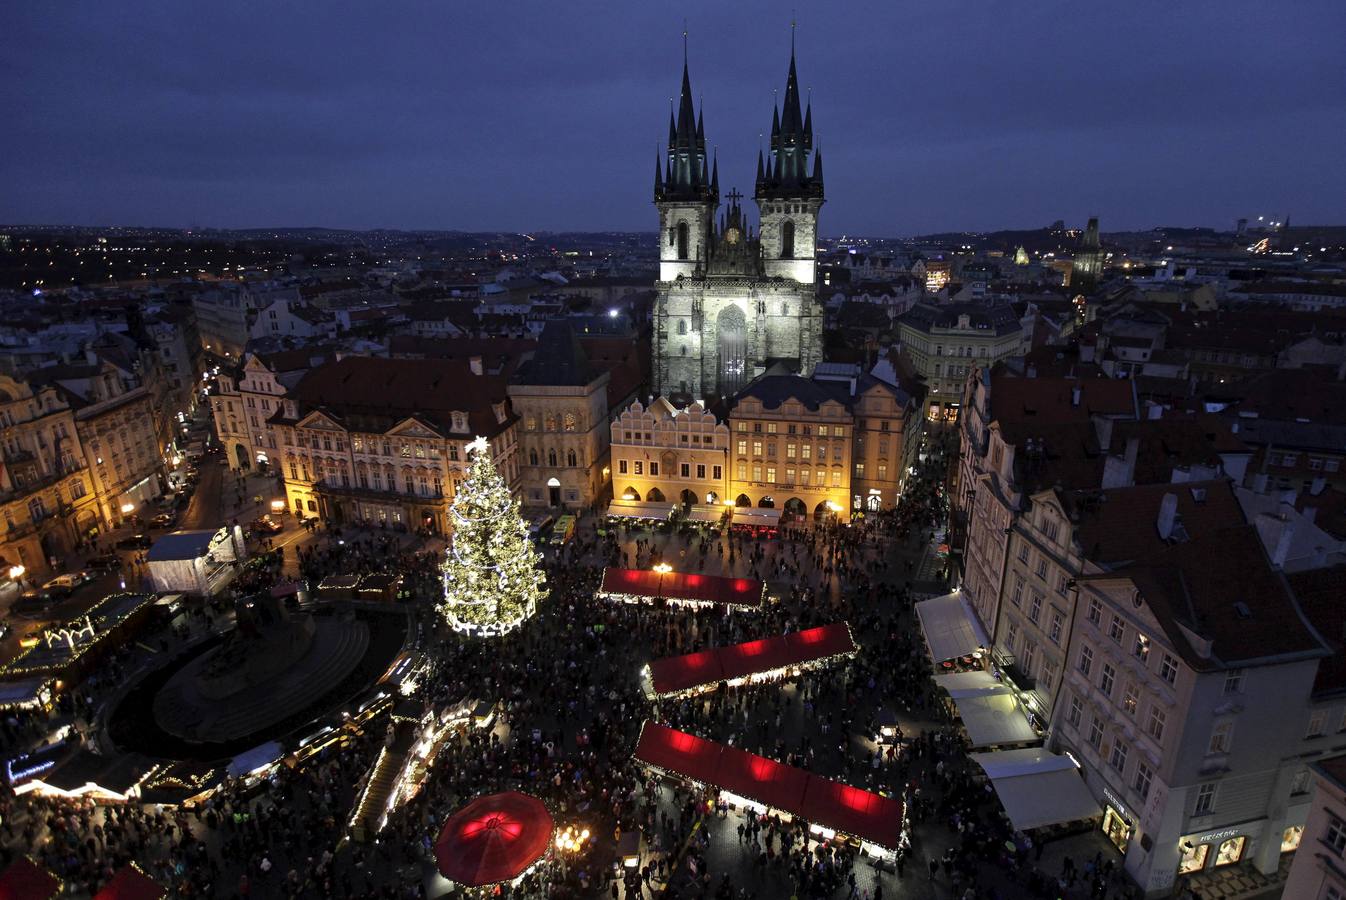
1087;597;1102;625
1328;816;1346;857
567;449;577;467
1160;653;1178;685
1088;716;1104;749
563;413;577;432
1011;578;1024;608
1006;621;1019;653
712;465;721;480
854;463;865;478
1133;633;1150;662
1307;711;1327;739
1109;741;1128;775
1134;762;1152;801
1122;683;1139;717
548;449;557;467
1035;558;1048;580
1109;615;1125;644
649;462;659;476
1291;769;1311;796
1049;611;1064;644
1208;722;1233;755
737;440;747;455
752;441;763;456
681;463;690;478
1078;645;1094;677
801;444;812;460
1067;695;1083;728
529;449;539;466
766;467;776;484
1223;670;1243;695
831;470;842;487
1146;704;1168;742
618;460;628;475
737;464;746;480
696;464;705;479
1017;543;1030;563
1194;783;1217;816
786;443;796;459
1100;663;1116;697
753;465;762;481
634;461;643;475
1028;593;1043;624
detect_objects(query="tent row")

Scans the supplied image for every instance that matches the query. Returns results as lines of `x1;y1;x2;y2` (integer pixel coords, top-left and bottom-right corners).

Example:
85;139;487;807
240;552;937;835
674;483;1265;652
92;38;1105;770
913;591;990;664
599;567;765;610
643;623;858;698
634;722;905;856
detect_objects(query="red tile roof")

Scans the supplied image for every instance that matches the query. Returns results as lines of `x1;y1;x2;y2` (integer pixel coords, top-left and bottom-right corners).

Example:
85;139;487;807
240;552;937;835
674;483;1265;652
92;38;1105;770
1288;565;1346;695
991;374;1135;426
1065;479;1247;567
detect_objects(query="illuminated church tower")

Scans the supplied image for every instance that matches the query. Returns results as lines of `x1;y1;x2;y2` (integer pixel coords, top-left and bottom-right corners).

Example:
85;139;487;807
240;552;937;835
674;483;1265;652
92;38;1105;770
653;39;825;401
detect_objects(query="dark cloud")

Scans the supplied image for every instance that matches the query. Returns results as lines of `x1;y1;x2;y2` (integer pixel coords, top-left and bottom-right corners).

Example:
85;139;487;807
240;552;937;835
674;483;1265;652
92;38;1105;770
3;0;1343;233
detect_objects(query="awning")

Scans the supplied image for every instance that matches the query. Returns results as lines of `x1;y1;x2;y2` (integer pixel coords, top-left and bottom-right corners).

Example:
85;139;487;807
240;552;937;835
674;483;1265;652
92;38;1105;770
599;568;764;610
606;500;674;520
947;691;1037;748
914;591;989;663
684;505;725;523
632;722;904;850
731;508;782;527
0;858;61;900
227;741;284;778
970;748;1102;831
646;623;856;696
932;670;1004;697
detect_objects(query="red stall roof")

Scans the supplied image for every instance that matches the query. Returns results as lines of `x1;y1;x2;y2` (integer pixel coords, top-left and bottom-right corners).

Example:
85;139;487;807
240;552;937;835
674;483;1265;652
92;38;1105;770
599;568;763;609
633;722;722;786
0;858;61;900
94;865;166;900
647;623;857;696
647;650;721;696
633;723;903;849
802;778;905;850
716;636;795;682
715;745;810;813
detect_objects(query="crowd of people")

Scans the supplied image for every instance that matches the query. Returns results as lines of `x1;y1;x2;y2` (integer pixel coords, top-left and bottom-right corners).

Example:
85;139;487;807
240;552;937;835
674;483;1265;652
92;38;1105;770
0;436;1148;899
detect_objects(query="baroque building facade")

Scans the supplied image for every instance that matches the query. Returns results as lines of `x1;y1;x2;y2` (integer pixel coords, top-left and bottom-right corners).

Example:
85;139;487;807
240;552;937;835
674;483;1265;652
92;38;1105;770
653;46;825;401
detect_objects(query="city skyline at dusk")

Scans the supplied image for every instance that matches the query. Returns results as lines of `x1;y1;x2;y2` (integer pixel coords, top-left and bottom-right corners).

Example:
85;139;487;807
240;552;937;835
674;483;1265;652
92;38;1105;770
5;1;1345;235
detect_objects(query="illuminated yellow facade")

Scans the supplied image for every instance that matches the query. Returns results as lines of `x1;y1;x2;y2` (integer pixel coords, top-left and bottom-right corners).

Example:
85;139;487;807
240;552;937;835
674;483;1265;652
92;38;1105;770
610;399;729;506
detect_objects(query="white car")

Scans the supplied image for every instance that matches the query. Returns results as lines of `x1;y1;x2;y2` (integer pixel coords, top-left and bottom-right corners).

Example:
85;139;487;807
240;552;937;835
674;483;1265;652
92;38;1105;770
41;572;92;594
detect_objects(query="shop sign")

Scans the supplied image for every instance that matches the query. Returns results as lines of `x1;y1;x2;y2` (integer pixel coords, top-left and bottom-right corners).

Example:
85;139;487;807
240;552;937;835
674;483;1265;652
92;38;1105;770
1197;828;1241;845
1102;788;1133;823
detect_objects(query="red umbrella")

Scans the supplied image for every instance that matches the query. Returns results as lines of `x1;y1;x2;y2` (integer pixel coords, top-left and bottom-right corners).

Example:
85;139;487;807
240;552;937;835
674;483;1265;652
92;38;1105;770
434;792;554;887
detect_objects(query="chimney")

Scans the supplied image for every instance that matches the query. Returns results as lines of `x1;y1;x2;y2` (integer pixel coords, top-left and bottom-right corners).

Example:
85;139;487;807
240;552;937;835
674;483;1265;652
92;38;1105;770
1157;492;1179;540
1102;438;1139;489
1071;385;1082;408
469;355;484;376
1094;415;1114;452
1311;476;1326;496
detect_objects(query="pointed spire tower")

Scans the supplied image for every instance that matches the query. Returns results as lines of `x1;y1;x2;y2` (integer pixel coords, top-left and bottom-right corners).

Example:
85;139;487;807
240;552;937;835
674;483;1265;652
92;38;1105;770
654;33;719;283
755;24;825;286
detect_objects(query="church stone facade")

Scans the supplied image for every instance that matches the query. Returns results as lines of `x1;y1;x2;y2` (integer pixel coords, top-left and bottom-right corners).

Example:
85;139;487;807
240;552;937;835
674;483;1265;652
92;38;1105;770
653;46;825;402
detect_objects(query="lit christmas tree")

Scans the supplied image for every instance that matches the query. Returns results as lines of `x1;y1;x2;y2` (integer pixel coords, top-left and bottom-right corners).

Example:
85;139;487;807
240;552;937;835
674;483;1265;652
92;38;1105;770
440;436;546;637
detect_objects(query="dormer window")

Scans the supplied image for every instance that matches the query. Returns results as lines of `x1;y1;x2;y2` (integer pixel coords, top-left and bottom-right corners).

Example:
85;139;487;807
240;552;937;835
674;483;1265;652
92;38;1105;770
451;412;468;433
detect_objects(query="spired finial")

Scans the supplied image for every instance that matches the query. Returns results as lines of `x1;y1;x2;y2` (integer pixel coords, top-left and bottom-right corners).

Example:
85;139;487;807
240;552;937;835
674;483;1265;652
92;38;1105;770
791;11;797;53
683;19;688;63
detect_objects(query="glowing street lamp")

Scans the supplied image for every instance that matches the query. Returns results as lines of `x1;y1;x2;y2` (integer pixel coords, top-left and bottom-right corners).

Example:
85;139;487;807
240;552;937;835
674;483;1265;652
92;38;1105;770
120;502;136;515
7;565;24;581
652;563;672;575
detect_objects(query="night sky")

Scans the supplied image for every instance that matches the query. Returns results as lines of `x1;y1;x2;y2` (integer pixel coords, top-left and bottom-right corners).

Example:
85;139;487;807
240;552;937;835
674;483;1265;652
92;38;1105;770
5;1;1344;236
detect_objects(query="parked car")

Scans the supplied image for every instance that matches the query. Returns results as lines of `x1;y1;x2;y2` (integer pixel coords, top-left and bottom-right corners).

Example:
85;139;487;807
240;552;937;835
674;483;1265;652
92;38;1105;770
13;590;54;618
116;533;152;550
87;553;122;571
250;515;283;535
41;572;92;596
149;512;177;529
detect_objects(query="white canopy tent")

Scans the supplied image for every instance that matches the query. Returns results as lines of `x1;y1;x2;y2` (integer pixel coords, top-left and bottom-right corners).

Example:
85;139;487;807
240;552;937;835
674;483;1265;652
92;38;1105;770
731;508;782;527
947;691;1038;748
932;670;1003;697
606;500;675;521
684;505;725;524
970;748;1102;831
914;592;990;663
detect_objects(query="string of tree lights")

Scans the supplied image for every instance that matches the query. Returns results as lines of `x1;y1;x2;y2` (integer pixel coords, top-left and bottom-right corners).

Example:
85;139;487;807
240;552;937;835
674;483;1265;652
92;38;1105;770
438;436;546;638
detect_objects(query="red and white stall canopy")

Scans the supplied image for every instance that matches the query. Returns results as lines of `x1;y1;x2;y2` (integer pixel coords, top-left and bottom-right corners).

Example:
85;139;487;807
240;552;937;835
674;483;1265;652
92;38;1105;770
646;623;857;697
599;568;765;611
634;722;904;851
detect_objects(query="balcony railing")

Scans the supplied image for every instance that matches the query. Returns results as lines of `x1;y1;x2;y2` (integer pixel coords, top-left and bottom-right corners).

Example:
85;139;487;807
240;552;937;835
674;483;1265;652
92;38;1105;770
314;478;444;502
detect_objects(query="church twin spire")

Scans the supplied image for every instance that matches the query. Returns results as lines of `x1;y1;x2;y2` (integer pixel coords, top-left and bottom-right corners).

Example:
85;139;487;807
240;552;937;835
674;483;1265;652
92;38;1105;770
654;32;819;204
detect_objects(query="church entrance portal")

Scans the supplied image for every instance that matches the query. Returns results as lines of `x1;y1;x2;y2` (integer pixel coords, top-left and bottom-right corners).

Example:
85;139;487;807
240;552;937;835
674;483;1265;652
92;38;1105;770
717;305;748;396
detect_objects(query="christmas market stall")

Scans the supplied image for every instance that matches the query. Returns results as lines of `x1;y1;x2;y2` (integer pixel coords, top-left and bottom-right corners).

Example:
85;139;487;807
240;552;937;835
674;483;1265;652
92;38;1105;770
146;527;247;597
13;747;151;803
433;791;555;888
92;862;167;900
599;567;765;612
605;498;675;522
633;722;907;862
641;623;858;699
0;593;156;694
933;670;1039;749
0;856;61;900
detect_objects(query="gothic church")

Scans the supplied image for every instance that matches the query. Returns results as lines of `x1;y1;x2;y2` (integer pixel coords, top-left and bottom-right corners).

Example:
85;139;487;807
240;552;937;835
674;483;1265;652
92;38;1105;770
653;42;825;401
